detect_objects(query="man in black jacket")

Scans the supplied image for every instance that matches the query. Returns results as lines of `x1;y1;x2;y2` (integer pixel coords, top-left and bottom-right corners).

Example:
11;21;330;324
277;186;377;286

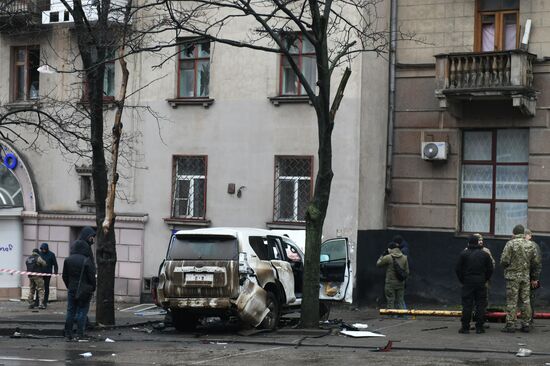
36;243;58;308
62;233;96;341
455;235;494;334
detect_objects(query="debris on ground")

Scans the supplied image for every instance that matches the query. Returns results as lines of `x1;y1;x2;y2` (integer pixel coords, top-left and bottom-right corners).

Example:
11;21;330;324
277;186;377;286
516;348;532;357
421;326;448;332
80;352;92;358
105;337;115;342
132;327;153;334
371;340;393;352
340;330;386;338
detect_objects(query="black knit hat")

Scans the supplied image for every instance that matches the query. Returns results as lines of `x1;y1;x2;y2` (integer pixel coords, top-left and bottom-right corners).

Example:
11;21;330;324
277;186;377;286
468;235;479;246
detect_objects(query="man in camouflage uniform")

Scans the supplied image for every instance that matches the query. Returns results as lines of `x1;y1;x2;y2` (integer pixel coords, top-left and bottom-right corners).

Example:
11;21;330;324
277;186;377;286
500;225;541;333
524;229;542;325
376;242;409;309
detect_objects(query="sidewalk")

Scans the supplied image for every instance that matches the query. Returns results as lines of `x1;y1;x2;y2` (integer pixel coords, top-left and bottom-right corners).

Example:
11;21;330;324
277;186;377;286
1;300;549;359
0;299;165;336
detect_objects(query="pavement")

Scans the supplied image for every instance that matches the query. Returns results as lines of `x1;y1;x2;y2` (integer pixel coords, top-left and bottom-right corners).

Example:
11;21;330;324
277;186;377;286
1;300;550;363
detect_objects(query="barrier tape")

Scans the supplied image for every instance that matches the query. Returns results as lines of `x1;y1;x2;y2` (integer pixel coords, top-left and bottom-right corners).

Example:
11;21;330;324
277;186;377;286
0;268;59;277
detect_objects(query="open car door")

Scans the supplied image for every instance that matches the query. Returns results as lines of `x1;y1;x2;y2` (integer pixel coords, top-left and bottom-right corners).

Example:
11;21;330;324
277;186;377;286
319;237;353;303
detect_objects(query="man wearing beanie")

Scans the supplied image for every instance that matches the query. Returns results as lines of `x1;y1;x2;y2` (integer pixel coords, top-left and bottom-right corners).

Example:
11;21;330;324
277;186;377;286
36;243;58;308
455;235;493;334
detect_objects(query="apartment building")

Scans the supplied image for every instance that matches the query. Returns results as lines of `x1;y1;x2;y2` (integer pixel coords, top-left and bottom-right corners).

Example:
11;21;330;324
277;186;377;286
357;0;550;306
0;0;390;302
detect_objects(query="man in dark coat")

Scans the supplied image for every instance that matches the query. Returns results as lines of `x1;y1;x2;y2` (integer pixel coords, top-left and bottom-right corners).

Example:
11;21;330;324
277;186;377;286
62;232;96;341
70;226;96;262
456;235;494;334
35;243;58;308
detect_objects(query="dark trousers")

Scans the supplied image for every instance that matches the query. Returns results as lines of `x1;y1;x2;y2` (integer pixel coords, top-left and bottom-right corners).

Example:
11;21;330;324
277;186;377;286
64;289;91;338
461;283;487;330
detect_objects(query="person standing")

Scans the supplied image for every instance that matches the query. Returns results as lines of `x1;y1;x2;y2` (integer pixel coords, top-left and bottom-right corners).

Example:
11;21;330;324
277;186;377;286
26;249;47;309
500;224;541;333
62;230;96;341
392;235;409;257
35;243;58;309
524;229;542;325
455;235;494;334
376;242;409;309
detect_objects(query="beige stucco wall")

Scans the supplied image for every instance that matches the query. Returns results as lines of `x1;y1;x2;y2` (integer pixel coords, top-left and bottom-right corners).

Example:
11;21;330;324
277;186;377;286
0;1;390;293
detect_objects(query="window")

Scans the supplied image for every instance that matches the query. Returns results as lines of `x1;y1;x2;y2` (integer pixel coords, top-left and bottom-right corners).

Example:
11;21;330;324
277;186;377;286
460;129;528;236
12;46;40;101
475;0;519;52
76;165;94;207
83;49;115;100
274;156;312;222
171;156;207;219
178;41;210;98
103;49;116;98
280;33;316;96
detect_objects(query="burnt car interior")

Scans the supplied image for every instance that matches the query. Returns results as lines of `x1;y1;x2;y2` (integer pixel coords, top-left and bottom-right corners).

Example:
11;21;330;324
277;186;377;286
319;239;347;282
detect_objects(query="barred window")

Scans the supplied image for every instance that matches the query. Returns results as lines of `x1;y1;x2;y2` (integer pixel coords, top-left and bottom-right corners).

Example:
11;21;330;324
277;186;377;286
172;156;207;219
274;156;312;222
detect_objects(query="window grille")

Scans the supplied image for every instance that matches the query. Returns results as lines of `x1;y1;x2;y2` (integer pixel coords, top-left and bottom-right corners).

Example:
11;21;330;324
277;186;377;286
172;156;207;219
273;156;312;222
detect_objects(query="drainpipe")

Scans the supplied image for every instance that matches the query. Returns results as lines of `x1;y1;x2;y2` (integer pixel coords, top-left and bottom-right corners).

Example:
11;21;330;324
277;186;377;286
385;0;397;194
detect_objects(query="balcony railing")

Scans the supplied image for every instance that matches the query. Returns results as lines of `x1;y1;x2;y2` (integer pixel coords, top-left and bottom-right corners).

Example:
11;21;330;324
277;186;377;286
0;0;49;15
435;50;537;116
0;0;49;29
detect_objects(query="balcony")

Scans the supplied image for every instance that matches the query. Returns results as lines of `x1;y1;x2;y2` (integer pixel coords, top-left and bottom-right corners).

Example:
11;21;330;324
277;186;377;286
435;50;537;116
0;0;49;30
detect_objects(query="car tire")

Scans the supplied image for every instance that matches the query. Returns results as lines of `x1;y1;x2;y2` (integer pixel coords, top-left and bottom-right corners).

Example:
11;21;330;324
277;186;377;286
259;292;280;330
171;310;199;332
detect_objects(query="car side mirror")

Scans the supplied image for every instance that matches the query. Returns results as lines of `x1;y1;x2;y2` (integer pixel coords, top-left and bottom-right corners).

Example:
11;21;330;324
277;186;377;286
320;254;329;263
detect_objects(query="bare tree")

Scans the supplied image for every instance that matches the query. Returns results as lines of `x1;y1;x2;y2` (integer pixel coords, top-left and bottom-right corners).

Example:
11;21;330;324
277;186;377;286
160;0;393;327
0;0;152;325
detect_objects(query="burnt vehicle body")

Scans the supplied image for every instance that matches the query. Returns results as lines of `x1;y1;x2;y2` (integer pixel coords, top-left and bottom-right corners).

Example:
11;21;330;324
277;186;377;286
153;228;352;330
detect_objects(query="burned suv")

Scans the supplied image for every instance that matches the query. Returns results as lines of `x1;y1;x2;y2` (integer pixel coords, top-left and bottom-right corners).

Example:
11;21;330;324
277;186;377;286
153;228;352;331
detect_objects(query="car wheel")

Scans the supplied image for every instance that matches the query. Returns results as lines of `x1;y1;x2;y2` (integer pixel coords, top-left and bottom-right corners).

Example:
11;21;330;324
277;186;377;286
171;310;199;332
259;292;280;330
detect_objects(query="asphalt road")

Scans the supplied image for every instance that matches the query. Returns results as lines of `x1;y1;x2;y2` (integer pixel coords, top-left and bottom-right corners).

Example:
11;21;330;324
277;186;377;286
1;316;550;366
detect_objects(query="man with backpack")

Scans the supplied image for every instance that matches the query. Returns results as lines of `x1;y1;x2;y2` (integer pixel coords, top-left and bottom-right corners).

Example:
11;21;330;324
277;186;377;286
26;248;47;309
376;241;409;309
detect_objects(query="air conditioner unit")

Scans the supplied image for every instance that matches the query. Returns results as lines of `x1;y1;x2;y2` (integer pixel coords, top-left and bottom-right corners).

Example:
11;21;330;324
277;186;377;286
421;142;448;161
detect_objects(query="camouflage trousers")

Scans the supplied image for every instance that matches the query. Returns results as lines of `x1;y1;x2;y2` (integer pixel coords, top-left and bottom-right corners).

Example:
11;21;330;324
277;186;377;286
28;276;45;306
385;283;405;309
505;278;531;327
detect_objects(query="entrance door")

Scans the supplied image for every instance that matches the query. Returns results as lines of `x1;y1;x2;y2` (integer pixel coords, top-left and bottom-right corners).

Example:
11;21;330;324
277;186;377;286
0;207;23;288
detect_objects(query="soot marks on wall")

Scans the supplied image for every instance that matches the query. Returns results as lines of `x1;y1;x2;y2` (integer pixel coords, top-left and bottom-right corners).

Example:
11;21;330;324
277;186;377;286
356;230;550;307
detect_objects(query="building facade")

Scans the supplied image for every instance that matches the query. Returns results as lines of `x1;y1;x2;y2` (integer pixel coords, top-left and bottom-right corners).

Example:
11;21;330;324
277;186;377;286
357;0;550;306
0;0;390;302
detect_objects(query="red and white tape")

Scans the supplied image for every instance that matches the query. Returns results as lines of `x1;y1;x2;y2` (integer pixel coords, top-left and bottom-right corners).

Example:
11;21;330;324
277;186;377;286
0;268;59;277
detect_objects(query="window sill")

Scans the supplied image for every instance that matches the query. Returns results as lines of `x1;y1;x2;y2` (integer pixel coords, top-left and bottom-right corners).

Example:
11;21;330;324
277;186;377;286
266;221;306;230
166;98;215;109
163;217;212;227
4;101;42;110
268;95;312;106
78;98;117;109
77;200;96;207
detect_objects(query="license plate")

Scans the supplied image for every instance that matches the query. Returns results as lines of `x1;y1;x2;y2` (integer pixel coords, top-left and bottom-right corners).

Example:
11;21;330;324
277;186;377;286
185;273;214;283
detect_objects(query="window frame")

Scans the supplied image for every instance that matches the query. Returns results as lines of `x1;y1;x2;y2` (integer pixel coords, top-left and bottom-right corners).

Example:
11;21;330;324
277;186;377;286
82;48;116;102
474;1;519;52
273;155;313;223
460;129;528;236
177;40;210;98
11;45;40;102
279;33;316;96
170;155;208;220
